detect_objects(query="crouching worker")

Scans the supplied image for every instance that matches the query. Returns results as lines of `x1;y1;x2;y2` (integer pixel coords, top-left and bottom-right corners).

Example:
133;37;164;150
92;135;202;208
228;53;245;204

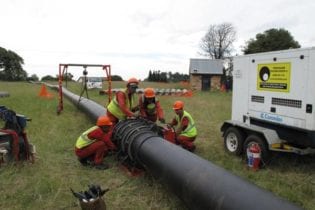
169;101;197;152
75;115;116;170
139;88;165;123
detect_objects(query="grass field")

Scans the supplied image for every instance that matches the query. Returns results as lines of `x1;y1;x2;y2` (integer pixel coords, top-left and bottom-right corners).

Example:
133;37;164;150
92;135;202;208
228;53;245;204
0;81;314;210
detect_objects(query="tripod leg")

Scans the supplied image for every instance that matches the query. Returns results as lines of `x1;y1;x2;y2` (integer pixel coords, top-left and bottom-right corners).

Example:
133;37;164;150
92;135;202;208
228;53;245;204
85;82;89;99
78;77;89;102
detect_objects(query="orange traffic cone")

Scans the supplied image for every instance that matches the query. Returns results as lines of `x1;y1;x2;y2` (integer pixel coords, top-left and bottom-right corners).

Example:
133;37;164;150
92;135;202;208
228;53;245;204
38;84;53;98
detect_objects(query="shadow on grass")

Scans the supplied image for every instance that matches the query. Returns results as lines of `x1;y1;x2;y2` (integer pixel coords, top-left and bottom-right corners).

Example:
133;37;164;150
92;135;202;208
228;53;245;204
267;152;315;171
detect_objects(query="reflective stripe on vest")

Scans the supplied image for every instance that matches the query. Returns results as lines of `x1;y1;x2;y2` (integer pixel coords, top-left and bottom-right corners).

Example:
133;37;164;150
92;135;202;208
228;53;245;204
175;111;197;137
75;126;98;149
107;89;137;120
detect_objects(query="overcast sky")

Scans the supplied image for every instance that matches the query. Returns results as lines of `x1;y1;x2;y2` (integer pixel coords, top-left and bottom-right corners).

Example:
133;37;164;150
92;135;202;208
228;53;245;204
1;0;314;80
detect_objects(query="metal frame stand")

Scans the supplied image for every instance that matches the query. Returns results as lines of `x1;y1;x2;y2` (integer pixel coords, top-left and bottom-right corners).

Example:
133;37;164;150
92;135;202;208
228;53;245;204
57;63;112;115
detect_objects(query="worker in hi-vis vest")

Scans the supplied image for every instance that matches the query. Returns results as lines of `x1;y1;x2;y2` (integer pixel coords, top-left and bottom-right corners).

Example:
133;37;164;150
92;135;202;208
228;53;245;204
168;100;197;152
139;87;165;123
75;115;116;170
107;78;139;125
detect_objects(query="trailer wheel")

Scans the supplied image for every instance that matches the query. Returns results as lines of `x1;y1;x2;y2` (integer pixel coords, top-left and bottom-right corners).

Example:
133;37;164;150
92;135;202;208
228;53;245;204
243;135;270;166
224;127;245;155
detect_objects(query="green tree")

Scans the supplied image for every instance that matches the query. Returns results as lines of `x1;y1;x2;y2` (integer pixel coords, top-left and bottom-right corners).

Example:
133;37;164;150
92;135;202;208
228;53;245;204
148;70;152;81
41;75;57;81
63;72;74;81
27;74;39;81
242;28;301;54
0;47;27;81
160;72;167;82
200;23;236;59
110;75;123;81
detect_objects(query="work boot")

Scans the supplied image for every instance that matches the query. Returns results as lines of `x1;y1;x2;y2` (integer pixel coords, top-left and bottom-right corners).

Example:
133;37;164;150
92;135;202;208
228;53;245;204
94;163;109;170
79;158;92;166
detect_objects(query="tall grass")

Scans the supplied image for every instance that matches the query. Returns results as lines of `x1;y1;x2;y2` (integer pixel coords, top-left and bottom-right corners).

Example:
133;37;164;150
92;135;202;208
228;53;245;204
0;81;314;210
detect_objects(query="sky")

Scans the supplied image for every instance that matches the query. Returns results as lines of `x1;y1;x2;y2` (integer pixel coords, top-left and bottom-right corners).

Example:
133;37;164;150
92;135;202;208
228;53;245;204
1;0;314;80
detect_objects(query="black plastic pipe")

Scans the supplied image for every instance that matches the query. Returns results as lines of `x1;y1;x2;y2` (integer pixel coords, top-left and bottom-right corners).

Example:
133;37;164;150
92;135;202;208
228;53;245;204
61;88;106;121
53;85;301;210
113;119;301;210
47;84;105;122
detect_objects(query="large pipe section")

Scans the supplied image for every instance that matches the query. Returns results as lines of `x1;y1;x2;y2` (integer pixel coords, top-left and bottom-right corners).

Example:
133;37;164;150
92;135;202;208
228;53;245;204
60;88;106;121
47;84;105;122
54;85;301;210
113;119;301;210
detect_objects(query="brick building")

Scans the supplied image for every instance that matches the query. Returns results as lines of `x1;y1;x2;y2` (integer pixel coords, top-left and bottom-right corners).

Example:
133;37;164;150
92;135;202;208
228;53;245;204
189;59;223;91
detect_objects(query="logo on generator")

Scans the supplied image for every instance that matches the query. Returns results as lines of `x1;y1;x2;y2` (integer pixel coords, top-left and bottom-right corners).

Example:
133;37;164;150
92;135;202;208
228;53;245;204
260;112;283;122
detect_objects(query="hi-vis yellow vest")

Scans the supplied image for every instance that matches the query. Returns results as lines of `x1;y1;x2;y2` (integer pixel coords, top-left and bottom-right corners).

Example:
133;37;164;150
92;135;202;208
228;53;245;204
75;126;98;149
107;89;137;120
175;111;197;137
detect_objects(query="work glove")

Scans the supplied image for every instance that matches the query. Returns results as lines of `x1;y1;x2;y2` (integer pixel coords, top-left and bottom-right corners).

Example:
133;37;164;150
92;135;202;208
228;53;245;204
127;113;139;119
132;113;140;118
159;118;166;124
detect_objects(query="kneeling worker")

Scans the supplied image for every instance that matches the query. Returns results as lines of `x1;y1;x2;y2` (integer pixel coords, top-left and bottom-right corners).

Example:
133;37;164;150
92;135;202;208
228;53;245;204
75;115;116;170
139;87;165;123
169;100;197;152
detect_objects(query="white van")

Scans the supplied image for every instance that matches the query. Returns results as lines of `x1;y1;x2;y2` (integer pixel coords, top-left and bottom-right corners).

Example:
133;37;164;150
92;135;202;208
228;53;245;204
86;77;103;89
78;76;103;89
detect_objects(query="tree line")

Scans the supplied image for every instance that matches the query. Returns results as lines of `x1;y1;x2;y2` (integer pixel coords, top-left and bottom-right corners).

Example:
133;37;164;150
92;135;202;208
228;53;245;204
146;70;189;82
1;26;301;81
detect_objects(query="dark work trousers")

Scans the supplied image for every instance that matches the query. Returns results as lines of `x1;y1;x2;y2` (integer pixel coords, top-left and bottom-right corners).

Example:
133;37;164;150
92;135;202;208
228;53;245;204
75;141;107;165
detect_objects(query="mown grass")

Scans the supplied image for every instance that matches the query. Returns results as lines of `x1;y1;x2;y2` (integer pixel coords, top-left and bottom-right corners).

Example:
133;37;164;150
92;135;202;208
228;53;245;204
0;81;314;210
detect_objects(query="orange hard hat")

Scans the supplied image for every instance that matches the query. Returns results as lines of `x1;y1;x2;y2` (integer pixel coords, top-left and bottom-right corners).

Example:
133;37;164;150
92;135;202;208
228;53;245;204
97;115;113;126
173;100;184;110
127;77;139;86
144;88;155;98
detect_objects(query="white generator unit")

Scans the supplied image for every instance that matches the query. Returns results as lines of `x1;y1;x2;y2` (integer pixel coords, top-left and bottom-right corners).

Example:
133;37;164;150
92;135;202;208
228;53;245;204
221;47;315;161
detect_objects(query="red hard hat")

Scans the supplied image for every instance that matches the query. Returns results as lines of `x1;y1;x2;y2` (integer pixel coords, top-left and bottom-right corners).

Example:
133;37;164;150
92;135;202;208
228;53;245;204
173;100;184;110
127;77;139;86
144;88;155;98
97;115;113;126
